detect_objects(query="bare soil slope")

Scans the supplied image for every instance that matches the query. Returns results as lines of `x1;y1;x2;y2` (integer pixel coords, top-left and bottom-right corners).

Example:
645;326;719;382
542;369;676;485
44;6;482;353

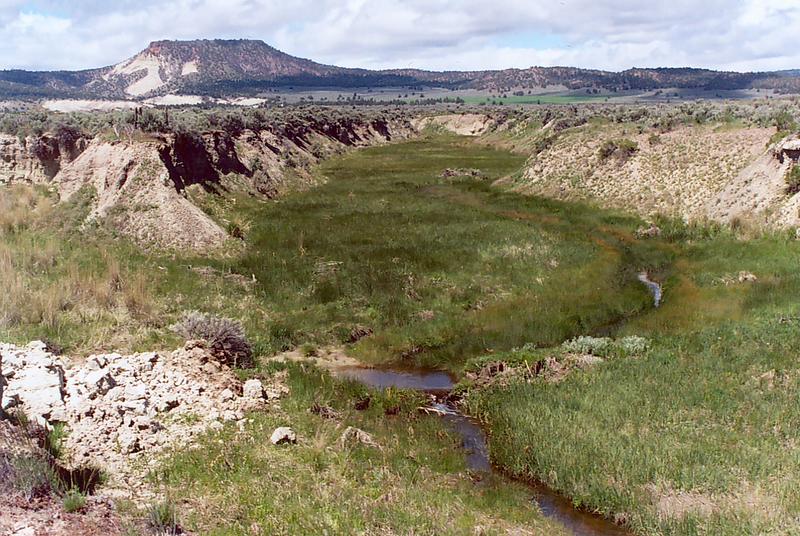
512;121;792;226
55;140;229;251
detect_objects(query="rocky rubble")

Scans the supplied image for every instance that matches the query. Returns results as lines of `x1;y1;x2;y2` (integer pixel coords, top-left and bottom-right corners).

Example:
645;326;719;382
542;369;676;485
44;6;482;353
0;340;288;499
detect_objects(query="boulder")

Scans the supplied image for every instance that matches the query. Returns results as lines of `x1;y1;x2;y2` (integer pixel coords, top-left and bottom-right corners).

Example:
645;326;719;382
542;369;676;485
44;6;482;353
270;426;297;445
572;354;605;369
4;361;66;425
738;271;758;283
243;379;264;400
310;403;340;420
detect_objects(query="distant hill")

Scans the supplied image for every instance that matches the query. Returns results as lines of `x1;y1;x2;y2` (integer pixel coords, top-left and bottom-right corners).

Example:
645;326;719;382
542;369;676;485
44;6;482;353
0;39;798;99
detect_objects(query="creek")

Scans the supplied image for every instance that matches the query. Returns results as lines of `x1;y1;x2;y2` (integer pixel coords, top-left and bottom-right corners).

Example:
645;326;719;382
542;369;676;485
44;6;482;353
330;273;664;534
336;366;630;536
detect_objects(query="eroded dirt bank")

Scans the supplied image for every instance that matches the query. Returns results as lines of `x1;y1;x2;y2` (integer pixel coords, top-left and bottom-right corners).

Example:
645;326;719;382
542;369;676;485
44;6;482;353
0;113;417;251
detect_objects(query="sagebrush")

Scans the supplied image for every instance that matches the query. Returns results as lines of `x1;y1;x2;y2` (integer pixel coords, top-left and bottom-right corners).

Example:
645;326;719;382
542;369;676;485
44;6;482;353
172;311;254;368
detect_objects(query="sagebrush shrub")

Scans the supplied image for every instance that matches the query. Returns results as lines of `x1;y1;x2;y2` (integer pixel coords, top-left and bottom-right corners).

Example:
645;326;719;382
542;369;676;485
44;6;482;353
562;336;613;356
0;453;57;501
618;336;651;355
598;138;639;161
173;311;254;368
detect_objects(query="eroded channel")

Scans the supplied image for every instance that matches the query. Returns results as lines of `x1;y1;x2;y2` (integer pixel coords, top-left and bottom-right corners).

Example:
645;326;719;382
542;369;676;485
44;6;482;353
336;367;630;536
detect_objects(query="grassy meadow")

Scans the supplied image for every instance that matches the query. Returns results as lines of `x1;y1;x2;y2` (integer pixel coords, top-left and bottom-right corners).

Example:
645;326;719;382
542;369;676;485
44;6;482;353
218;135;668;370
465;227;800;535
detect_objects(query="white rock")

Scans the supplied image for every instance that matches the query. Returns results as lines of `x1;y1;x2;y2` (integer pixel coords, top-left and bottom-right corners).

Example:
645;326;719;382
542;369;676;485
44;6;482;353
85;369;116;397
264;387;285;400
134;416;152;430
738;271;758;283
6;364;66;424
117;428;141;453
270;426;297;445
338;426;380;449
124;383;148;401
155;395;179;412
243;379;264;400
573;354;605;369
11;525;36;536
220;388;235;402
86;355;108;371
121;399;147;415
105;386;125;402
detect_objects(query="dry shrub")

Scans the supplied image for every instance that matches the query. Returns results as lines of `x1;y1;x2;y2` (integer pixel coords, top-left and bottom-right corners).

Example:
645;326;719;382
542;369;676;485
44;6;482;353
0;421;57;502
122;270;155;321
0;185;54;235
172;311;254;368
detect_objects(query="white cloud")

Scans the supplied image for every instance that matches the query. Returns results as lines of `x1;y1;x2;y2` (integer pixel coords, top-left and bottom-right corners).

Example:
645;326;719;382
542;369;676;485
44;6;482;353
0;0;797;72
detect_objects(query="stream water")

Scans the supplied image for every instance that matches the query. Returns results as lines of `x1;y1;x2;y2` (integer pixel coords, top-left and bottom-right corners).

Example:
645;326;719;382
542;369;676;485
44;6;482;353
332;274;664;535
337;367;630;536
638;272;662;308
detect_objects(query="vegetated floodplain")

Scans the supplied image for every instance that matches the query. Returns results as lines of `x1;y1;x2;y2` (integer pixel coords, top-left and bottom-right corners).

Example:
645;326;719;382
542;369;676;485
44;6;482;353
220;134;668;370
462;94;610;105
0;133;666;363
465;226;800;535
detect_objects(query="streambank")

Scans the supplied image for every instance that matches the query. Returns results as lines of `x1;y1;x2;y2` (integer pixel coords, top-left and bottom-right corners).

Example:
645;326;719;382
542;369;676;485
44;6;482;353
329;273;665;535
336;366;630;536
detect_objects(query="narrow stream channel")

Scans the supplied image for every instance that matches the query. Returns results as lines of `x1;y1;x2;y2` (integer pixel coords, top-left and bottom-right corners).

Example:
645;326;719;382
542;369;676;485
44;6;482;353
333;275;663;535
337;367;630;536
638;272;662;308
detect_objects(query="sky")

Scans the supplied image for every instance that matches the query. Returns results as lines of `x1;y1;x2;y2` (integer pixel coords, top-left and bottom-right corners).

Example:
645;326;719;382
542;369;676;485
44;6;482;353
1;0;799;73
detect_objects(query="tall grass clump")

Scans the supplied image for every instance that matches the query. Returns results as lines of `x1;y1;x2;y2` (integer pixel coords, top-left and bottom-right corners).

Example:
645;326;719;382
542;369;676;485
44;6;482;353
61;488;87;513
147;499;181;535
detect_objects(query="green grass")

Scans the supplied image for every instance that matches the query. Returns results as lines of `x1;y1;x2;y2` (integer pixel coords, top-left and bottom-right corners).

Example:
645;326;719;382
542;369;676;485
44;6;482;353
0;134;668;366
62;488;87;513
157;363;564;535
0;184;259;356
464;231;800;535
461;94;610;105
209;134;670;370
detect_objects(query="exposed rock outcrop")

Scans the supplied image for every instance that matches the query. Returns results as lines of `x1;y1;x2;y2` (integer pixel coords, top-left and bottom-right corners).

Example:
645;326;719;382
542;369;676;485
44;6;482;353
55;139;230;251
1;340;288;500
518;124;775;224
707;136;800;228
0;134;86;185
